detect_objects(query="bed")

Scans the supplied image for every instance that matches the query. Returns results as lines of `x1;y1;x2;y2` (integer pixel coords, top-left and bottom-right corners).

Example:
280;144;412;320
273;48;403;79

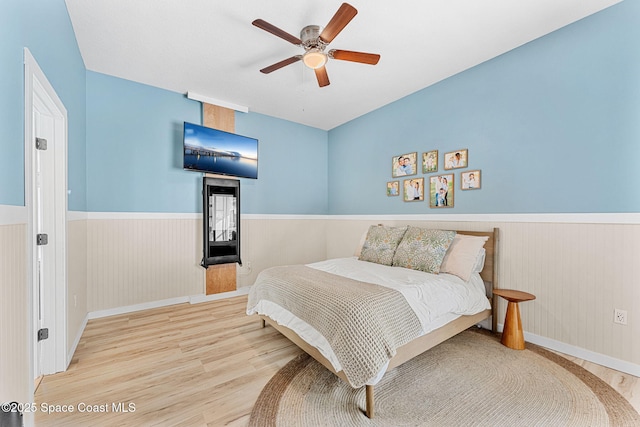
247;226;499;418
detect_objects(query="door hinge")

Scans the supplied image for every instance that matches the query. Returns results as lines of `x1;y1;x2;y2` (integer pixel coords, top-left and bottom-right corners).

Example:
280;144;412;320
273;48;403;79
37;328;49;341
36;137;48;150
36;233;48;246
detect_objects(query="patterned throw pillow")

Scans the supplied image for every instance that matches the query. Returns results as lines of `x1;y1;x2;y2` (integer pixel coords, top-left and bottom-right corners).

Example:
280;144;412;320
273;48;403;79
358;225;408;266
392;227;456;273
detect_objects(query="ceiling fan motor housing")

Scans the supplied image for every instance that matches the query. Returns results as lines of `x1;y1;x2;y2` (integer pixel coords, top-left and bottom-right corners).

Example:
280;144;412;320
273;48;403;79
300;25;326;50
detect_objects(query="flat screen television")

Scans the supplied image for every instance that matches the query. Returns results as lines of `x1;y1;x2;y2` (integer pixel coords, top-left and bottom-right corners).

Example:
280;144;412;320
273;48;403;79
183;121;258;179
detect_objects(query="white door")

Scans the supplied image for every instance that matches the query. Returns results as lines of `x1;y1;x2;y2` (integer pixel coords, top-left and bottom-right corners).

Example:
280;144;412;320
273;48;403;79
24;48;68;386
32;103;57;380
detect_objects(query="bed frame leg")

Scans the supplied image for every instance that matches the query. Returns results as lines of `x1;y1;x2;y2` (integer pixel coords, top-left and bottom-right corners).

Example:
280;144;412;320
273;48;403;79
365;385;374;418
261;318;266;328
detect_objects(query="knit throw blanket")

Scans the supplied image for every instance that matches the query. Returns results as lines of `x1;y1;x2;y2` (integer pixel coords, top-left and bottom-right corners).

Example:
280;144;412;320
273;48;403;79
248;265;423;388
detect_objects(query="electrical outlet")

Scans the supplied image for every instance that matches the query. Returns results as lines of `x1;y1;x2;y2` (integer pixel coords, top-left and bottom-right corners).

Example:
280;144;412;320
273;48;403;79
614;309;628;325
238;261;252;276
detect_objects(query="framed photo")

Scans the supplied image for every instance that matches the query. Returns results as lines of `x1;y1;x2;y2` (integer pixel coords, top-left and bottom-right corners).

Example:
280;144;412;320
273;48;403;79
461;170;481;190
392;152;417;178
386;181;400;196
444;149;468;170
429;174;454;208
403;178;424;202
422;150;438;173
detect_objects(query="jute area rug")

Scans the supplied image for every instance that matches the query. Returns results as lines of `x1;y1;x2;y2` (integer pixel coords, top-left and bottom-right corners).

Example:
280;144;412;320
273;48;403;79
249;329;640;426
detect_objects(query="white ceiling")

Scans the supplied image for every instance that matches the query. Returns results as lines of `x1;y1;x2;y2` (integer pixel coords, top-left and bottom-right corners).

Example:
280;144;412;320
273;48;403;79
65;0;620;130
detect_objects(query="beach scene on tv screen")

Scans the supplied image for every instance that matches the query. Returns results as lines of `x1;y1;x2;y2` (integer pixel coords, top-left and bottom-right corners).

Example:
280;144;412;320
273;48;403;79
184;123;258;178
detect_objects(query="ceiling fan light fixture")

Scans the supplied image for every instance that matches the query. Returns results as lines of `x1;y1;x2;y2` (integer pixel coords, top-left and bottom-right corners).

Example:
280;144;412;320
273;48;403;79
302;49;327;69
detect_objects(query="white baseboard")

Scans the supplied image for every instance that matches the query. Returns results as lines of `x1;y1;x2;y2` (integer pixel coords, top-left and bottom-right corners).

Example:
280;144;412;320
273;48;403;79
88;296;190;319
496;323;640;378
525;331;640;378
188;286;250;304
67;314;89;368
87;288;251;320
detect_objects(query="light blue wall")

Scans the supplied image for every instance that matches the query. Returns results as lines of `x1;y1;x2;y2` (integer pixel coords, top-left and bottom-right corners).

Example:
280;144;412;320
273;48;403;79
236;112;328;214
86;72;201;213
328;1;640;215
3;1;636;216
0;0;24;206
23;0;88;211
0;0;86;209
86;72;329;214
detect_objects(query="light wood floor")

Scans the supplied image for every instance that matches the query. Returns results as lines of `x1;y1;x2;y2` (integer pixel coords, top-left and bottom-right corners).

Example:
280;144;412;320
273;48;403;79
35;295;639;426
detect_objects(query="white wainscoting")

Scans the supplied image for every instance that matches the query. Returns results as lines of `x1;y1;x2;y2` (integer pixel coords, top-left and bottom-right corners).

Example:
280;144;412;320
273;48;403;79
77;212;639;377
84;214;329;312
238;216;328;288
67;218;87;363
86;216;204;312
0;222;29;403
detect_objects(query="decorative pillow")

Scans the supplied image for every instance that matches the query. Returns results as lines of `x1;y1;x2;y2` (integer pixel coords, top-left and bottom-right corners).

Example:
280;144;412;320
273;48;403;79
392;227;456;273
358;225;408;266
440;234;489;281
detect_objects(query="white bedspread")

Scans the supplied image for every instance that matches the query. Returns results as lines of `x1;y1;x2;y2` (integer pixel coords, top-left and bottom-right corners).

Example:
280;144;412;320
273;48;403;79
247;257;490;385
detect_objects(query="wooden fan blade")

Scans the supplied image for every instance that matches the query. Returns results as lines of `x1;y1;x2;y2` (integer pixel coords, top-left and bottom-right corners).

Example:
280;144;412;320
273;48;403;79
252;19;302;45
260;56;302;74
319;3;357;44
315;66;330;87
330;49;380;65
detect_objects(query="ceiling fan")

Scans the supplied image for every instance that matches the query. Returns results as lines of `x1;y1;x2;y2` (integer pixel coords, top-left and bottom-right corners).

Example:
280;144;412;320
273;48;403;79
252;3;380;87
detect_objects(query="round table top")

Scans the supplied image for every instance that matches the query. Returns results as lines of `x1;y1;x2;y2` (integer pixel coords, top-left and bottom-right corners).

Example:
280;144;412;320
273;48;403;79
493;288;536;303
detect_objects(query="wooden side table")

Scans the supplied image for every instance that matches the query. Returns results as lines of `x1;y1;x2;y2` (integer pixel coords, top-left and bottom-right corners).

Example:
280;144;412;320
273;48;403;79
493;289;536;350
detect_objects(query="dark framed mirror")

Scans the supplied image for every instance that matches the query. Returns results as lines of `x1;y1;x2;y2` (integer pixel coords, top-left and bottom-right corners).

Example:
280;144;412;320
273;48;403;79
202;177;241;267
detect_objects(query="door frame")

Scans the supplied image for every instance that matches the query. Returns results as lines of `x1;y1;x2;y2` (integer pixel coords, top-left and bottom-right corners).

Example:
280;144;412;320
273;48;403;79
24;48;68;384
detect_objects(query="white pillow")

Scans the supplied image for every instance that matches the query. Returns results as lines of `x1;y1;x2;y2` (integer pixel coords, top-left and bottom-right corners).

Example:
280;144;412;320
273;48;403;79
473;248;486;273
440;234;489;281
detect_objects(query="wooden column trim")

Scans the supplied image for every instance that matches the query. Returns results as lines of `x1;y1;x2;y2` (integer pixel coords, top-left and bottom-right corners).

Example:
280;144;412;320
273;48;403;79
203;102;237;295
206;263;236;295
203;103;235;133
